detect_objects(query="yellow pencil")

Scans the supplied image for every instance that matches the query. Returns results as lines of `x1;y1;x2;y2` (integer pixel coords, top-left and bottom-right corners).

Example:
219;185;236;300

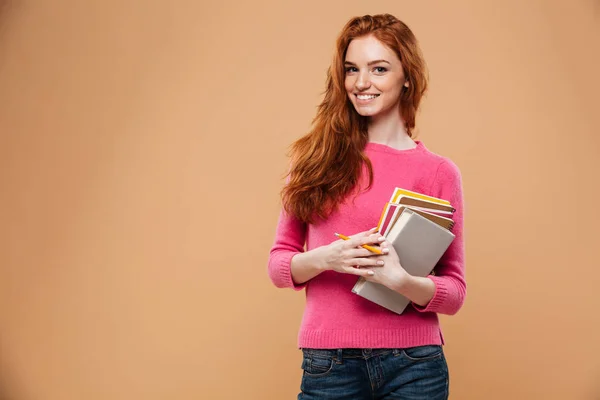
334;232;383;255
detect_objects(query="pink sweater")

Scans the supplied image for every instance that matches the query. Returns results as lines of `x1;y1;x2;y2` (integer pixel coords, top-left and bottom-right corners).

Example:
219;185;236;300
267;141;466;349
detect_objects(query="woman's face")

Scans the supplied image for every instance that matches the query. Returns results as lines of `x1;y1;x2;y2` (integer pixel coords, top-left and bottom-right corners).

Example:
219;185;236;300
344;35;407;118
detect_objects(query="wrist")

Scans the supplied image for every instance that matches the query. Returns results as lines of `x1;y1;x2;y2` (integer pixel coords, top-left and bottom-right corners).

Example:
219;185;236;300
313;245;330;272
299;245;327;273
392;273;416;294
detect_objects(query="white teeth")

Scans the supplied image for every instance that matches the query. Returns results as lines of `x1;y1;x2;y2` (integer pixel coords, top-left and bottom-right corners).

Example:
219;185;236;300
357;94;379;100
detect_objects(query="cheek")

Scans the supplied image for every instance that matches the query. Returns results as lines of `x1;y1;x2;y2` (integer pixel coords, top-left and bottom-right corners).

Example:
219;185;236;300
344;77;354;94
379;80;403;101
377;77;398;92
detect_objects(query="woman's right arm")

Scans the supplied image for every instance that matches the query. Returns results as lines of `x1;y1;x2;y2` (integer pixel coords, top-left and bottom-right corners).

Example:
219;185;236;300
267;208;386;290
267;208;309;290
289;250;326;286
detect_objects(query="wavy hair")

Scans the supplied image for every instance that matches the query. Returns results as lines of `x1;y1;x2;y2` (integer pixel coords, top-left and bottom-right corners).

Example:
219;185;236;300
281;14;428;224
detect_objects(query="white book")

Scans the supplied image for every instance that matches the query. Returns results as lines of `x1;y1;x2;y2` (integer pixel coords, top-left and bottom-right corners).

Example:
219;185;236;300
352;208;455;314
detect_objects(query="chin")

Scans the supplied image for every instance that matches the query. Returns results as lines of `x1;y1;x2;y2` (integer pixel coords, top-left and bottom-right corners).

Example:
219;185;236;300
353;106;380;117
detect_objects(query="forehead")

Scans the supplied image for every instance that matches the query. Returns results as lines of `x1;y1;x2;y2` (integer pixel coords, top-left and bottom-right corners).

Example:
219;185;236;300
345;35;399;63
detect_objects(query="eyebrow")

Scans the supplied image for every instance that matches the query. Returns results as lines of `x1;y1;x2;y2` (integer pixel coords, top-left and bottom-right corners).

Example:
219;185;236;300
344;59;391;66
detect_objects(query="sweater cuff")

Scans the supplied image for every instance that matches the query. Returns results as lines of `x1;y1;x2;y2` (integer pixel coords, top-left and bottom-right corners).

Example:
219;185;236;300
413;275;448;313
279;252;307;291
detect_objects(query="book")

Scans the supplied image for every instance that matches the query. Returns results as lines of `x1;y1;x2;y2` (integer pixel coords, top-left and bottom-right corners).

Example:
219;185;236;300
377;202;454;235
376;192;455;234
377;203;402;236
393;205;454;231
389;188;451;205
352;207;455;315
394;195;455;214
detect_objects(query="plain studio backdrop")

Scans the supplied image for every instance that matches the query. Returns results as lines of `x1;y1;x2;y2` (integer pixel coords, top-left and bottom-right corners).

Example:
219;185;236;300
1;0;599;399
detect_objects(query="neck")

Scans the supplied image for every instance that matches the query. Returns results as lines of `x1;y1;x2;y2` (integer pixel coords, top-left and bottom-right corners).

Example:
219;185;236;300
367;108;416;150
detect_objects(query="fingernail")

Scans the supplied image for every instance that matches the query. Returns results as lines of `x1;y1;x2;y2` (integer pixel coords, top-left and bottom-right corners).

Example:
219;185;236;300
368;271;375;275
383;248;389;253
378;236;385;241
377;260;384;265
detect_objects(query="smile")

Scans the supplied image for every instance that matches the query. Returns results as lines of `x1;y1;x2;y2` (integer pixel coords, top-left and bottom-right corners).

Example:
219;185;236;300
356;94;380;100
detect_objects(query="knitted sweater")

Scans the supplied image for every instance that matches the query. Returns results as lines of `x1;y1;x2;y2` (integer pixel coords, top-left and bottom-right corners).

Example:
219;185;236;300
267;141;466;349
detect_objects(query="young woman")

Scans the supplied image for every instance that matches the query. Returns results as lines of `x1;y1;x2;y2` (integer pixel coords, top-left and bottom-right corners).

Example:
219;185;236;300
267;13;466;400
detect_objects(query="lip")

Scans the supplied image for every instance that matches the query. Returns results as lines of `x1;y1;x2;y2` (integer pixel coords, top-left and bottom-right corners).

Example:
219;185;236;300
354;93;380;105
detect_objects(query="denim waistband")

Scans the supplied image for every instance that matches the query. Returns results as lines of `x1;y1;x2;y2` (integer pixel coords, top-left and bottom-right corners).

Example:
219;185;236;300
301;348;401;360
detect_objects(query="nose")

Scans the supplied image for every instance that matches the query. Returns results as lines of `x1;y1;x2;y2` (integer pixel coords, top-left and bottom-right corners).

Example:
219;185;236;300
355;71;371;91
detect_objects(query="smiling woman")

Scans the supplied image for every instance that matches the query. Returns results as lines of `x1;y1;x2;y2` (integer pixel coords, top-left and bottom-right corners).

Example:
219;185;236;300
345;37;412;126
268;13;465;400
346;52;399;107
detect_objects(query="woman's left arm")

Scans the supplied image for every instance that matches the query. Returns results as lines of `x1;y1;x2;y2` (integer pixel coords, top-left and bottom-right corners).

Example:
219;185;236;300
372;160;467;315
409;160;466;315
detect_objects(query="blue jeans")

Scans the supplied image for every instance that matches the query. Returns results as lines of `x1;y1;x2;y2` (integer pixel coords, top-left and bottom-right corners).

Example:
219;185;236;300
298;346;449;399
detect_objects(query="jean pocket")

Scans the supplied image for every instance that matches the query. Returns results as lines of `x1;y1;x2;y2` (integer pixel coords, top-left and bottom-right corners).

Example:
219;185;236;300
301;354;335;377
402;345;443;362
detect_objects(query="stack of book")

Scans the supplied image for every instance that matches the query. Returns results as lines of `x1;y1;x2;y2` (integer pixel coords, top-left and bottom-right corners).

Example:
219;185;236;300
351;188;456;314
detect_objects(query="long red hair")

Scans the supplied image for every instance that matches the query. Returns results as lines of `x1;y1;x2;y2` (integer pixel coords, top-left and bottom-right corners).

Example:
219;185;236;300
282;14;428;224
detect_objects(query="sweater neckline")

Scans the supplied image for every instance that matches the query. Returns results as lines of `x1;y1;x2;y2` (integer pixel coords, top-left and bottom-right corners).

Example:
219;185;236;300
364;140;426;155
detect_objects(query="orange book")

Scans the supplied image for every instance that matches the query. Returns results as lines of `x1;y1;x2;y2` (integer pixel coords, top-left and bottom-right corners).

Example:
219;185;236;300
389;188;451;205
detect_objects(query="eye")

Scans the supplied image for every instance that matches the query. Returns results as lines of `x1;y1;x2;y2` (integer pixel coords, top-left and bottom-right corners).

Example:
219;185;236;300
374;66;387;73
345;66;358;73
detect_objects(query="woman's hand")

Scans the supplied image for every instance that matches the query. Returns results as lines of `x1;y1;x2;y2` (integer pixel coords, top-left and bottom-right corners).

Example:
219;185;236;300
316;227;389;278
363;239;411;290
364;239;437;307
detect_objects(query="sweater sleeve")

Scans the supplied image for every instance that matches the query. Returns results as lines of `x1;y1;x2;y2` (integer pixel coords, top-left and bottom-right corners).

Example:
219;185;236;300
267;207;308;291
413;160;467;315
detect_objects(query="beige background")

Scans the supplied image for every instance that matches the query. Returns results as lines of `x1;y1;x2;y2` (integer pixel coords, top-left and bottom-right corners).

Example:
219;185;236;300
1;0;599;399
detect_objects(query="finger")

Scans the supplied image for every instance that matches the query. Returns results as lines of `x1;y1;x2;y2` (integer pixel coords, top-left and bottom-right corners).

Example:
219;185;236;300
343;266;376;277
349;233;385;248
379;240;388;247
349;226;379;239
362;226;379;235
346;247;377;258
370;233;386;244
349;257;385;267
382;240;397;254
